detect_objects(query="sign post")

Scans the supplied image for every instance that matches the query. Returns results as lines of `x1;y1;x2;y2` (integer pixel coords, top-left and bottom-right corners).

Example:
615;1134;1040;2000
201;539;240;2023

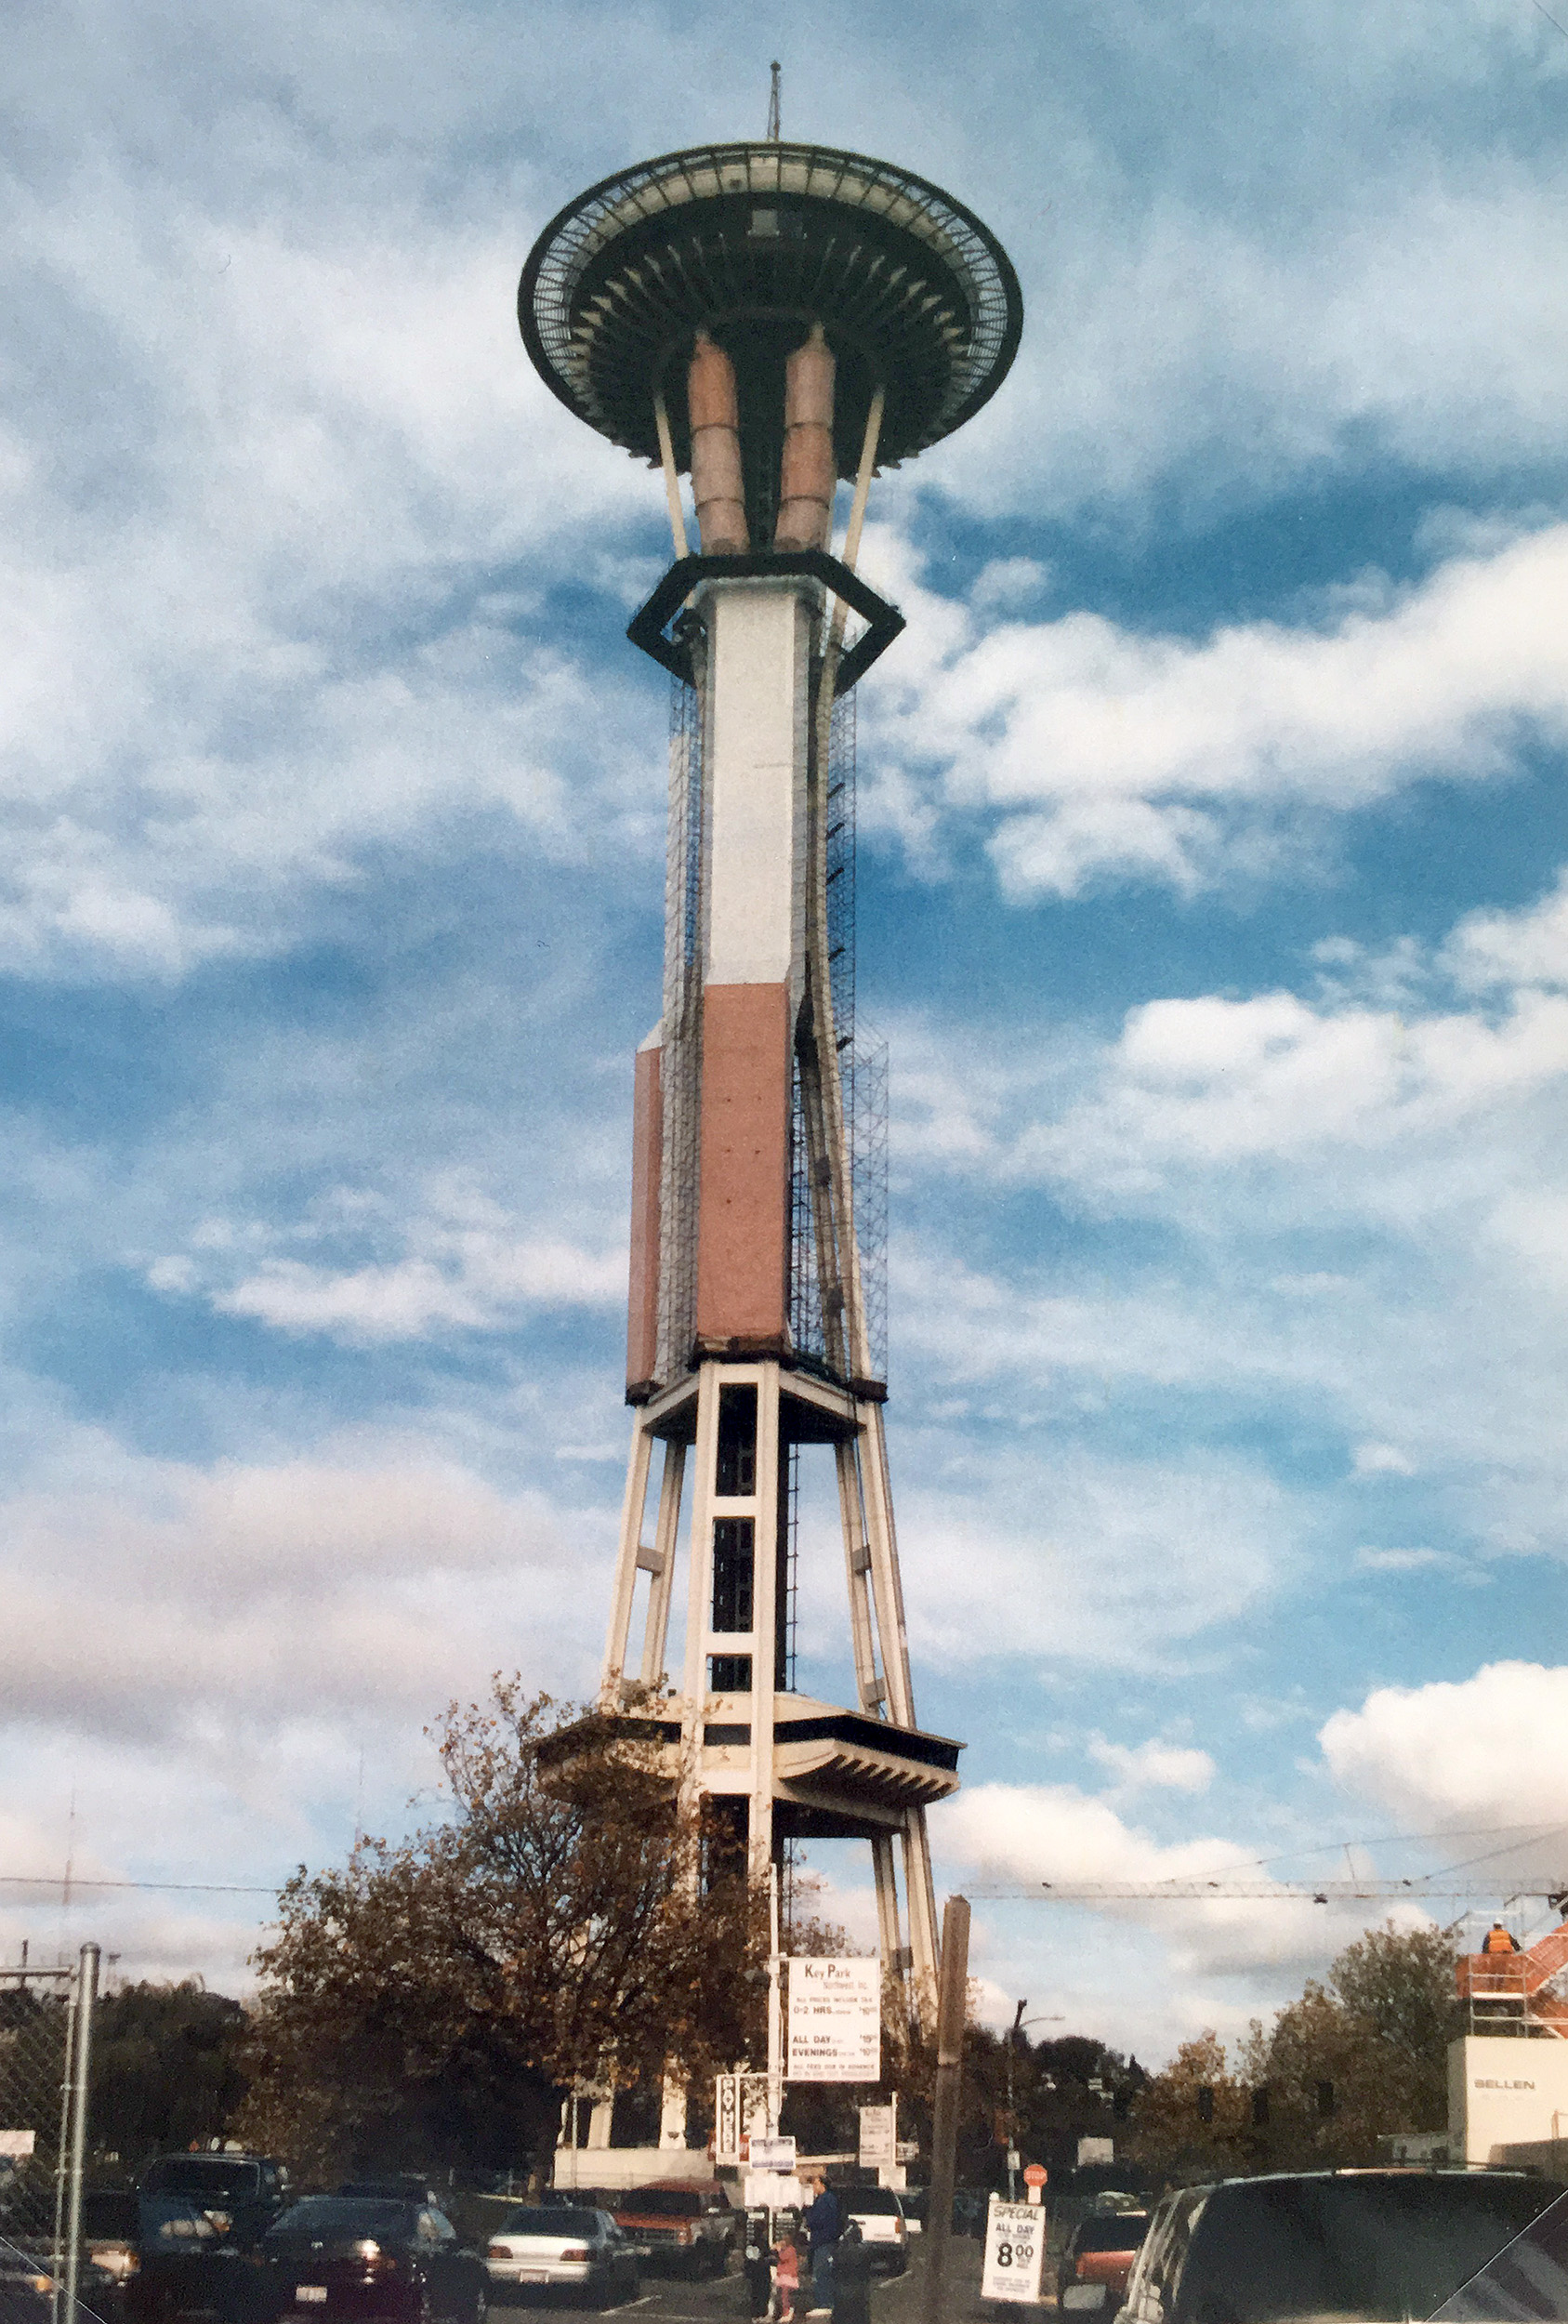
982;2196;1046;2304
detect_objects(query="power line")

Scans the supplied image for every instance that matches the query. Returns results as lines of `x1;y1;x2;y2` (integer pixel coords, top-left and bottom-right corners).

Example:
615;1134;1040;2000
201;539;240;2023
0;1874;278;1895
973;1878;1568;1903
1527;0;1568;48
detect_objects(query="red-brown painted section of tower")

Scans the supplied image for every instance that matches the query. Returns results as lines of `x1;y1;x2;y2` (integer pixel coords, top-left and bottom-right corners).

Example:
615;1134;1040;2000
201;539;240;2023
626;1040;662;1397
695;982;791;1352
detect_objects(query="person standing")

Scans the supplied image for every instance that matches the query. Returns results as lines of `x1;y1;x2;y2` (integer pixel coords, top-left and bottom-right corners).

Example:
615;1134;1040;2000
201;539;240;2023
830;2223;872;2324
775;2230;801;2322
744;2213;778;2324
803;2174;841;2317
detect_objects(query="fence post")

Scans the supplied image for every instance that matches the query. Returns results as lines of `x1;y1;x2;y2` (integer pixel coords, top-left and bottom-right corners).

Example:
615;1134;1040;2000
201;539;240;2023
50;1974;78;2324
61;1945;99;2323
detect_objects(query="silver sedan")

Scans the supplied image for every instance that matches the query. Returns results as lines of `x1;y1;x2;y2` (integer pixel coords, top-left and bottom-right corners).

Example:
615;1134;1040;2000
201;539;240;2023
484;2208;639;2306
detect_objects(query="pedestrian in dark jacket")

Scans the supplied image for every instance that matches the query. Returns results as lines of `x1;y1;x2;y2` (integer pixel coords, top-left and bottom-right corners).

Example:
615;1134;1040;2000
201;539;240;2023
831;2225;872;2324
803;2176;841;2315
744;2224;777;2323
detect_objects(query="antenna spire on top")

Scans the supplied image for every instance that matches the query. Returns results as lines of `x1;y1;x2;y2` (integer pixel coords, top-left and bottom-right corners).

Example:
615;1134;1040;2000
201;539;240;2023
766;60;782;142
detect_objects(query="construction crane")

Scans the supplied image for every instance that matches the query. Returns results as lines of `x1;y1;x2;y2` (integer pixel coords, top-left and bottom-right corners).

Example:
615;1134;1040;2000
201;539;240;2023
970;1877;1568;2038
970;1880;1568;1905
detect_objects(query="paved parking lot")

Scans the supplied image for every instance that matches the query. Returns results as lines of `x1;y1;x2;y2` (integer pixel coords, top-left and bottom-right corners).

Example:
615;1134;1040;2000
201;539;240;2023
491;2234;1047;2324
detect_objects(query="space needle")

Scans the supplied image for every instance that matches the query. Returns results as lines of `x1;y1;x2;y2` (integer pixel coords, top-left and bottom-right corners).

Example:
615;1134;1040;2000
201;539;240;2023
519;124;1021;2032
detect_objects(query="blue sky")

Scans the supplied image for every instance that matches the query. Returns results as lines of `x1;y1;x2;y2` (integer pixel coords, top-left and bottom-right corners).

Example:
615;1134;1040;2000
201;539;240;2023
7;0;1568;2067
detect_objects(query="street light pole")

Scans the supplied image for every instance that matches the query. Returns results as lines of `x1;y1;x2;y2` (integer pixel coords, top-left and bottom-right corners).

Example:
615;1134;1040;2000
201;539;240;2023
1008;2003;1064;2199
767;1860;783;2137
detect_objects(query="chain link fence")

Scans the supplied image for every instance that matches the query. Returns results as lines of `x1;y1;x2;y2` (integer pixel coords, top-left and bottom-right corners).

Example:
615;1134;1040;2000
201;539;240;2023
0;1948;99;2324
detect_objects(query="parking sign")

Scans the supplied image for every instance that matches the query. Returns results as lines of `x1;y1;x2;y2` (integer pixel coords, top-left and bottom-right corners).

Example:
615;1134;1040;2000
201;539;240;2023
982;2196;1046;2304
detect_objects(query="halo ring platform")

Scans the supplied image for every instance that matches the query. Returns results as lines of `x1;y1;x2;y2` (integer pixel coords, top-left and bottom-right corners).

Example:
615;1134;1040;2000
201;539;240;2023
519;139;1023;486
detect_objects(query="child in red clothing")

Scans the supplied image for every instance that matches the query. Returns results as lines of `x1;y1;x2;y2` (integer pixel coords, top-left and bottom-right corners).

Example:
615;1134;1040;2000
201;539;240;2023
774;2236;801;2322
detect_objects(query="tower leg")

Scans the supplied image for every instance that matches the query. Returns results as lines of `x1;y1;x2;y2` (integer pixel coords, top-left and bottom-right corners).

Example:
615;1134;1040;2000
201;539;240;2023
679;1361;782;1881
835;1438;885;1713
749;1367;782;1883
859;1405;916;1728
639;1440;686;1688
659;2075;689;2149
902;1808;942;2031
602;1420;654;1705
871;1832;903;1972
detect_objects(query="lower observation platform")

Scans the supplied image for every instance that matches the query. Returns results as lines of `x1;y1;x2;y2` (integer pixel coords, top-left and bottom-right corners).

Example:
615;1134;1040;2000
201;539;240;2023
551;1692;961;1842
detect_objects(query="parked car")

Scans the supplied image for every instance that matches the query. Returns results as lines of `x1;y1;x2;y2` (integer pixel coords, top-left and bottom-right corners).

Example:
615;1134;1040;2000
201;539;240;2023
483;2208;637;2305
1111;2170;1560;2324
93;2190;261;2324
1059;2211;1150;2306
140;2159;291;2252
259;2197;488;2324
838;2188;907;2276
608;2185;732;2278
1;2193;256;2324
0;2244;119;2324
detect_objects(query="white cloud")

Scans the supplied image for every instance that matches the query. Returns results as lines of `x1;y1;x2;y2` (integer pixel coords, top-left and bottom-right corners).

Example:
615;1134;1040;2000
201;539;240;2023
0;1435;606;1746
154;1175;626;1344
891;1448;1295;1676
1448;870;1568;994
1352;1442;1416;1477
1088;1737;1217;1793
1319;1661;1568;1827
217;1239;622;1340
865;525;1568;895
937;1781;1389;1980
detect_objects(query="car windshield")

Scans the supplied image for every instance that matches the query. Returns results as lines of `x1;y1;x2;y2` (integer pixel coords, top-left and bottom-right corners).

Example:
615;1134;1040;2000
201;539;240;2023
270;2200;414;2238
143;2160;262;2201
501;2210;600;2237
1076;2215;1149;2251
621;2190;701;2216
1180;2174;1558;2322
846;2191;902;2213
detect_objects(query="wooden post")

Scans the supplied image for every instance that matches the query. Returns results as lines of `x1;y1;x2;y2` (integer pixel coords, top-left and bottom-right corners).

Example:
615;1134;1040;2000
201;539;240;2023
923;1895;969;2324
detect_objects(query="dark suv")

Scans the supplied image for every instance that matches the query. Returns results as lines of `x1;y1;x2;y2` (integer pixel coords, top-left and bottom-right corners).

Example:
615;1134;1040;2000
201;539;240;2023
1115;2169;1559;2324
139;2158;290;2251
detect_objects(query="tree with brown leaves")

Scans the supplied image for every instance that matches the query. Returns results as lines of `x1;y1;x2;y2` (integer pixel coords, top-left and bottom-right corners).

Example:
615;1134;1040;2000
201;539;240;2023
1128;1922;1461;2181
236;1683;766;2183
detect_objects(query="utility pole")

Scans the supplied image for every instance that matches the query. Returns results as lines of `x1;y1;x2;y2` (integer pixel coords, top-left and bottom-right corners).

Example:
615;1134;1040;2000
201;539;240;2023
923;1895;970;2324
